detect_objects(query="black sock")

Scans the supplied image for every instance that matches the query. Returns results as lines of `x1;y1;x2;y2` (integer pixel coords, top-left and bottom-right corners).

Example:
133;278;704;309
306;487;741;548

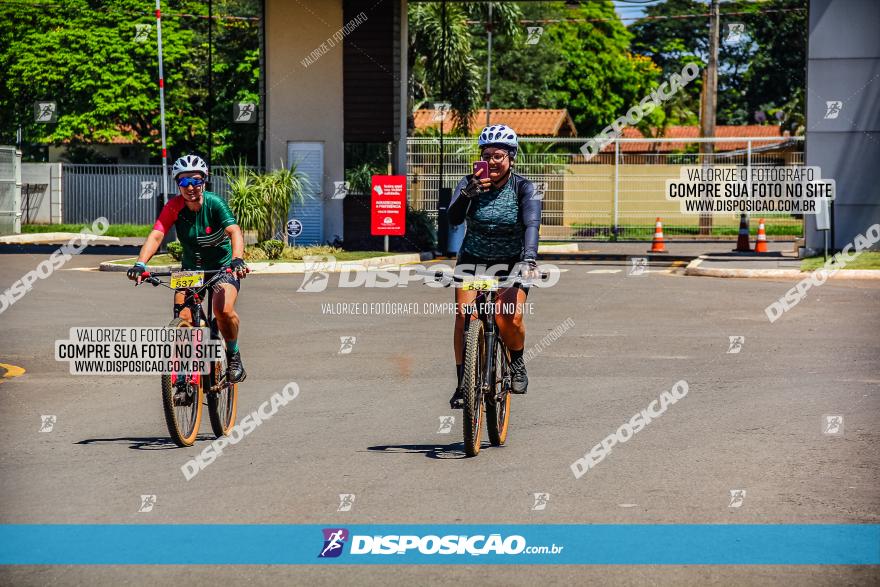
456;364;463;387
510;347;524;366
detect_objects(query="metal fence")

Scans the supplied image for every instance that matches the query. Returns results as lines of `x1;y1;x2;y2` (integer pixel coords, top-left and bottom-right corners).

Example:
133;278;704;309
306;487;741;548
0;146;22;234
407;136;805;239
61;164;252;225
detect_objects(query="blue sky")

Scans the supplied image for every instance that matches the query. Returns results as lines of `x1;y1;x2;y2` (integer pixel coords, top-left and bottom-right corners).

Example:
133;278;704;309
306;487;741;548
612;0;667;22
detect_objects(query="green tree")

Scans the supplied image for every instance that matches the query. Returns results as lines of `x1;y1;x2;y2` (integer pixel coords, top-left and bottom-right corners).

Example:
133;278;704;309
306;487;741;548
545;1;661;137
629;0;807;132
469;2;569;111
408;2;522;134
629;0;704;132
733;0;807;132
0;0;261;162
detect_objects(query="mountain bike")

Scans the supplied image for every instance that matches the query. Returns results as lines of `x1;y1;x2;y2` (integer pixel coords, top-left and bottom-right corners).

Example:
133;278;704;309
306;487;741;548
135;268;239;447
427;269;539;457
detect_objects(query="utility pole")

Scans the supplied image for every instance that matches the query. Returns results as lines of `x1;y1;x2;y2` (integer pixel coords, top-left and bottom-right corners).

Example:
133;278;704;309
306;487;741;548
699;0;719;236
257;0;265;169
485;3;493;127
207;0;213;170
437;0;449;255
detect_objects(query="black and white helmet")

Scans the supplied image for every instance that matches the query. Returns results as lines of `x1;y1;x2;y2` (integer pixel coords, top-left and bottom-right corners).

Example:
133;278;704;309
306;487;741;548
478;124;518;159
171;154;209;179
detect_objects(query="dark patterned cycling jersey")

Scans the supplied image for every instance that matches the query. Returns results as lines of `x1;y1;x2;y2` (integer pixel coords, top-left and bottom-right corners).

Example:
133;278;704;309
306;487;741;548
153;192;237;270
448;172;542;262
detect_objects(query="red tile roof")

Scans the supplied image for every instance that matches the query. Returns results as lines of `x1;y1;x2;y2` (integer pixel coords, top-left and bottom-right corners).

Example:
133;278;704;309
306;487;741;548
414;108;577;137
605;125;788;153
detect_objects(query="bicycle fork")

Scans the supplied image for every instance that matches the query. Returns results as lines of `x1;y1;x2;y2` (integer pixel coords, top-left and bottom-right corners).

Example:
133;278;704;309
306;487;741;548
479;296;498;401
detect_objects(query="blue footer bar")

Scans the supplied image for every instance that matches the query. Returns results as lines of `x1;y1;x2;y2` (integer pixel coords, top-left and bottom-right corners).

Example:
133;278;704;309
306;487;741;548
1;524;878;565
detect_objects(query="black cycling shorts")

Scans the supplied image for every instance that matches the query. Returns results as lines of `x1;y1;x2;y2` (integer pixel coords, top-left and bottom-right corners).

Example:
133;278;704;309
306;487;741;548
213;271;241;292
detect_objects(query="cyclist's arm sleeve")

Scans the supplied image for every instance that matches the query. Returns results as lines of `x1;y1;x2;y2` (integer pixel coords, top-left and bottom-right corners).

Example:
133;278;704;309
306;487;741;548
152;197;184;234
448;176;471;226
520;180;542;261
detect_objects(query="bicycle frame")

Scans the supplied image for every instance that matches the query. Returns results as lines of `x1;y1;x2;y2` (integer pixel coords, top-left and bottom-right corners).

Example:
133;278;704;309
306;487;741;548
464;287;502;399
139;269;232;393
427;268;537;400
134;267;242;445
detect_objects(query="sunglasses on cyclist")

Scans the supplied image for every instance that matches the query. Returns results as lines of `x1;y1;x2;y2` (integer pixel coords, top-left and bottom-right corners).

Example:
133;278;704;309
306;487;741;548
177;177;205;188
480;152;509;163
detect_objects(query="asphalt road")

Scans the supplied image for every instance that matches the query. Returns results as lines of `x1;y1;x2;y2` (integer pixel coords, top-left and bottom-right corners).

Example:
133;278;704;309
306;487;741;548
1;252;878;585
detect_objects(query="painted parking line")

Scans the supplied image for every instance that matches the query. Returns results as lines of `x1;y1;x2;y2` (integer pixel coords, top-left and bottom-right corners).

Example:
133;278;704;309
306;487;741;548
587;269;622;274
0;363;26;383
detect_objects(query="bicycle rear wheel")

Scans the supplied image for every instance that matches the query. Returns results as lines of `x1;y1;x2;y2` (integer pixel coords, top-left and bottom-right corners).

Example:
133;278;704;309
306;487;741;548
161;317;203;447
462;319;486;457
486;342;511;446
207;320;238;438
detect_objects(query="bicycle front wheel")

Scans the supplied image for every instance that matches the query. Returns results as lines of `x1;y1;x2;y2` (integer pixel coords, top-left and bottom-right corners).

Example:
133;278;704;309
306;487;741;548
462;319;486;457
486;342;511;447
161;317;204;447
207;320;238;438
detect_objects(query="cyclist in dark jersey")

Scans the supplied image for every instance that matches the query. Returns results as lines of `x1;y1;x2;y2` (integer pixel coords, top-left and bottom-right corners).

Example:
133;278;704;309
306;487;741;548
447;124;542;409
127;154;249;383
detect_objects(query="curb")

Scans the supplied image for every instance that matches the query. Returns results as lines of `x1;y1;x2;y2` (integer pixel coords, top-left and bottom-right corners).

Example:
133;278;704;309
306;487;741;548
0;243;140;255
537;243;580;253
684;257;880;280
0;233;121;245
99;253;424;274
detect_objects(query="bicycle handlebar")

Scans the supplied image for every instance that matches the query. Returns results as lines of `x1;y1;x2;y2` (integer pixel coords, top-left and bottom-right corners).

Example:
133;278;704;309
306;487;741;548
134;267;238;290
141;268;231;278
420;268;549;289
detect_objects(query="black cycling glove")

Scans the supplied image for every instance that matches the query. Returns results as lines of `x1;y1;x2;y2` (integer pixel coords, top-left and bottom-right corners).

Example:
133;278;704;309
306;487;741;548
127;262;147;281
461;175;485;199
230;257;248;277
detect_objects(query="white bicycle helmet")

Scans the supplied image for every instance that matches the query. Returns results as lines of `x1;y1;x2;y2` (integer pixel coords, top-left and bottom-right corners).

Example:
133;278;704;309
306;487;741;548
478;124;518;158
171;154;209;179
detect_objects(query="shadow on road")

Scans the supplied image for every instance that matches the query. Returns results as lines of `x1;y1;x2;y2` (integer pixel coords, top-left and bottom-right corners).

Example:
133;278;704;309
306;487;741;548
75;436;214;450
366;443;483;459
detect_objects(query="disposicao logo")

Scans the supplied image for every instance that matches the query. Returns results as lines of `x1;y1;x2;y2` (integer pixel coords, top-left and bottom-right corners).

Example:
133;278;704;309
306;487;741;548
318;528;349;558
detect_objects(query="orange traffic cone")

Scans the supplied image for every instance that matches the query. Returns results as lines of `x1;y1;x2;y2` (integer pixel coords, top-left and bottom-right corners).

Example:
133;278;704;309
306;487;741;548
648;218;667;253
754;218;768;253
734;214;752;252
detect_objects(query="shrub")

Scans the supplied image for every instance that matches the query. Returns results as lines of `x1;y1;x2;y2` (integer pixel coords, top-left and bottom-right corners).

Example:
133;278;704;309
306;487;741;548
167;241;183;261
406;205;437;250
226;160;310;242
243;246;268;262
280;245;342;261
258;239;285;260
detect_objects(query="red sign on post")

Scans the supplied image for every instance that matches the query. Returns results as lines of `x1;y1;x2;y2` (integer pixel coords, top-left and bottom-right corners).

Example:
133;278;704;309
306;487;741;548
370;175;406;236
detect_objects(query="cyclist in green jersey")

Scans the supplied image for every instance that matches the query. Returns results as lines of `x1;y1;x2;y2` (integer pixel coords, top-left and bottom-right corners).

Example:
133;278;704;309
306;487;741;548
127;154;249;382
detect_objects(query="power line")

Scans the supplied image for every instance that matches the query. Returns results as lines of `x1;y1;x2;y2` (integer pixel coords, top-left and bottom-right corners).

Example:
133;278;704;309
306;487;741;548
470;7;805;25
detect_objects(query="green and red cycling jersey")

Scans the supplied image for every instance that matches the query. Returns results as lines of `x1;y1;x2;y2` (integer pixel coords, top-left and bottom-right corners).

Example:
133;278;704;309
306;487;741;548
153;191;237;270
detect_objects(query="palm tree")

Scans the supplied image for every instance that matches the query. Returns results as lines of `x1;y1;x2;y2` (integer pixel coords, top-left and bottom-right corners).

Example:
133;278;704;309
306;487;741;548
408;2;522;135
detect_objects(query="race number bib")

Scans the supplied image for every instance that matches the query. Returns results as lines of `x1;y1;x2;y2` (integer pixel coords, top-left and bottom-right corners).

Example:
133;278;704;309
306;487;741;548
461;277;499;291
170;271;205;289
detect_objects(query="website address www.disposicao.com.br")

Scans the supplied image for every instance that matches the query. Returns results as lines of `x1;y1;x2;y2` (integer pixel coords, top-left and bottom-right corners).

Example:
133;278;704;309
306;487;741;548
317;529;564;559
